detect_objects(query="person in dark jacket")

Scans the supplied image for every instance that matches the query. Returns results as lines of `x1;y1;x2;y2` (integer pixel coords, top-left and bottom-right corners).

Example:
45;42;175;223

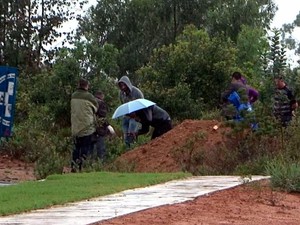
94;91;109;161
273;76;298;127
130;105;172;140
71;78;98;172
118;75;144;148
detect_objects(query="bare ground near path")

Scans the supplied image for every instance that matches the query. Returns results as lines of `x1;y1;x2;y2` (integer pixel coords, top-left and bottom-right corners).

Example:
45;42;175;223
1;119;300;224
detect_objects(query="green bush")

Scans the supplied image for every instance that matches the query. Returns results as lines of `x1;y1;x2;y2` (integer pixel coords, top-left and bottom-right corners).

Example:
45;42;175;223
266;159;300;192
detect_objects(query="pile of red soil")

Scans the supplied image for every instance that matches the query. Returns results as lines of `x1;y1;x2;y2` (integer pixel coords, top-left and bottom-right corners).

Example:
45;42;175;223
114;119;234;173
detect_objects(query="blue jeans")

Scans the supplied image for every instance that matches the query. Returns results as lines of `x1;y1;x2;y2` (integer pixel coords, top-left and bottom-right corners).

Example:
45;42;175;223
122;116;139;147
95;135;106;161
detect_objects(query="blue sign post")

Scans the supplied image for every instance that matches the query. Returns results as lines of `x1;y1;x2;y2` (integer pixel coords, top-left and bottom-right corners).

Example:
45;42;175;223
0;66;18;137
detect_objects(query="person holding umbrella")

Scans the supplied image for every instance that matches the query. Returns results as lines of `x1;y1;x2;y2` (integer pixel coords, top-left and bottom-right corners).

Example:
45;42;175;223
112;99;172;140
129;104;172;140
117;75;144;148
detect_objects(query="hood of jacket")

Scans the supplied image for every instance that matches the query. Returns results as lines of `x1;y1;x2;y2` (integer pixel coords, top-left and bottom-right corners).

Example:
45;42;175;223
118;76;133;93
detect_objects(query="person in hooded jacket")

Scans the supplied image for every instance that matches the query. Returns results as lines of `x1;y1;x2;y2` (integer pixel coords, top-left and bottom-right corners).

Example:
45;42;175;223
117;75;144;148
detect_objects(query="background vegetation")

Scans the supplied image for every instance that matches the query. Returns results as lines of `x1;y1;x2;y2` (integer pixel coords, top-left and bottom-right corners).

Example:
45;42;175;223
1;0;300;192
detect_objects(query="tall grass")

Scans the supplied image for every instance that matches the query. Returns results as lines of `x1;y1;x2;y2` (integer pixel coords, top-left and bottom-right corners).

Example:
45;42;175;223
266;159;300;192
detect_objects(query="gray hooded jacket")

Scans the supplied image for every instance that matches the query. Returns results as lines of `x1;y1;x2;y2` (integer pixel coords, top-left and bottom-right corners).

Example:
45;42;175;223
118;76;144;103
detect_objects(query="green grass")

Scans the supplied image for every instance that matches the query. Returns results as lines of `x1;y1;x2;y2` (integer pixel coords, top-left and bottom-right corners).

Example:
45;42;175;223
0;172;191;216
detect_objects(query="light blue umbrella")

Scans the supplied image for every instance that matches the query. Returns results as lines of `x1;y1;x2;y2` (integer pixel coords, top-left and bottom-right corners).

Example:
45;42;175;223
112;99;156;119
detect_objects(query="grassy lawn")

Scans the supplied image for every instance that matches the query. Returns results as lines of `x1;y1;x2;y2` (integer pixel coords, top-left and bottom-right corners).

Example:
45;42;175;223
0;172;191;216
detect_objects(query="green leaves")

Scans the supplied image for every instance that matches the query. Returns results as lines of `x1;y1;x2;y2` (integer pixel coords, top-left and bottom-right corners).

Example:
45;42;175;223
138;26;237;119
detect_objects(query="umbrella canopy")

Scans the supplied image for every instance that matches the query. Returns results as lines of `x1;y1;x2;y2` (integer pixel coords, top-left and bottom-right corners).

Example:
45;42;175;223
112;99;156;119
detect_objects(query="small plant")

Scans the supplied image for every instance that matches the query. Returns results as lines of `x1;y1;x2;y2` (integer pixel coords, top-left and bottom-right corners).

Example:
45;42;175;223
172;131;207;173
266;159;300;192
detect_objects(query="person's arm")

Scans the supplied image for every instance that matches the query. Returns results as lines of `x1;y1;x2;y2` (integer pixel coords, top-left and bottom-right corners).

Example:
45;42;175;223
89;94;99;113
138;122;150;135
286;87;298;110
136;109;151;135
248;87;259;104
221;84;236;102
143;107;153;121
97;101;108;117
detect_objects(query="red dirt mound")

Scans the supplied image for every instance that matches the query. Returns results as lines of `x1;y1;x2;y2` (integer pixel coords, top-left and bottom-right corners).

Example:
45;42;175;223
114;119;233;173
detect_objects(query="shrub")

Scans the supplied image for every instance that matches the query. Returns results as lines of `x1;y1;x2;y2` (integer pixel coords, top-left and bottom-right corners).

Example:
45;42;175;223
266;159;300;192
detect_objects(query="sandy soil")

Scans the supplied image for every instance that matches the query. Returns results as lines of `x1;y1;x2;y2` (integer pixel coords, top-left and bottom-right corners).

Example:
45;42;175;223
0;154;35;183
1;119;300;224
94;179;300;225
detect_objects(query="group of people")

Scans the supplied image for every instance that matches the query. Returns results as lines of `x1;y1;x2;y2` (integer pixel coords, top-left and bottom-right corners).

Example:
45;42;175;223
70;71;298;172
117;75;172;148
221;71;298;128
70;79;110;172
70;76;173;172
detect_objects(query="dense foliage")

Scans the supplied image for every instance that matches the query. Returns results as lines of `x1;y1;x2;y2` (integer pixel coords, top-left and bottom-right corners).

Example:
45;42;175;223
1;0;300;191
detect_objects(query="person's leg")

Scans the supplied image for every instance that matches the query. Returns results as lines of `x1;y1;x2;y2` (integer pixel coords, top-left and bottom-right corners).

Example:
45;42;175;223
281;115;292;127
77;134;94;171
151;120;172;139
96;136;106;161
122;117;130;147
71;138;81;172
127;118;138;146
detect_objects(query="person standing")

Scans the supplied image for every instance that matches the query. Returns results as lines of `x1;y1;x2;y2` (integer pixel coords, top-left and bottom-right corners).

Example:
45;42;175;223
71;78;98;172
94;90;109;161
118;75;144;148
273;76;298;127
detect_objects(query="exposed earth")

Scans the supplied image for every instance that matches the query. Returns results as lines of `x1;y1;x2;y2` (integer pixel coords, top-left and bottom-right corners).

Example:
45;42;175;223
1;119;300;224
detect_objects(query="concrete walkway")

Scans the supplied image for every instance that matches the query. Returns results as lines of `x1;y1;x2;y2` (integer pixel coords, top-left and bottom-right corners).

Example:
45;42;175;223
0;175;268;225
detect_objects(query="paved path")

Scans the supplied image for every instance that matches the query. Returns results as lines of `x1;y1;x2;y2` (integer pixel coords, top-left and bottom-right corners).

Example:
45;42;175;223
0;175;268;225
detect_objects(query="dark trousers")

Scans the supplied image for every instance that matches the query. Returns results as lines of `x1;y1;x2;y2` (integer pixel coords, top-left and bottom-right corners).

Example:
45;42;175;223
72;134;94;171
152;120;172;139
95;135;106;161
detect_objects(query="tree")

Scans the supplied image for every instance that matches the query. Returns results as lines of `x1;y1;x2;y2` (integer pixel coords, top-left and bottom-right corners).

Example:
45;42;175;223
236;25;269;85
269;29;287;77
0;0;87;73
137;25;237;119
206;0;276;43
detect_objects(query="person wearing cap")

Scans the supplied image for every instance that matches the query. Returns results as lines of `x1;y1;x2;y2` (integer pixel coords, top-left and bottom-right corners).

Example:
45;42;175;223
273;76;298;127
117;75;144;148
71;78;98;172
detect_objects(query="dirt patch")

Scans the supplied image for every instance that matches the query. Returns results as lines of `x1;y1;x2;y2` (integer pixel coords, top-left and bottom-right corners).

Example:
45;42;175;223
2;119;300;224
113;119;235;173
0;154;35;183
95;179;300;225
